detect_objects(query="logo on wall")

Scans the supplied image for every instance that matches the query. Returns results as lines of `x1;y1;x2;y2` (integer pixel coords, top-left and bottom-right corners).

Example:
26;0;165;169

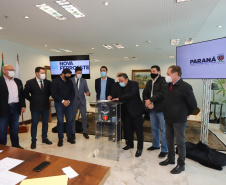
101;111;109;122
51;62;58;69
217;54;224;62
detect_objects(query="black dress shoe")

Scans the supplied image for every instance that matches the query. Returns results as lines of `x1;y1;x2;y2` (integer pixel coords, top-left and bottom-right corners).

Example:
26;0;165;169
159;158;175;166
147;146;160;151
58;139;63;147
122;145;134;150
31;141;36;149
15;145;24;149
170;165;185;174
83;133;89;139
72;133;76;140
158;152;168;158
42;138;52;145
135;150;142;157
67;137;76;144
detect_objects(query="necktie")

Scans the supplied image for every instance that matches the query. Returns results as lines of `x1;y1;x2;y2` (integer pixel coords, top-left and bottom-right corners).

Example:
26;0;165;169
40;81;44;91
77;79;79;85
170;83;173;91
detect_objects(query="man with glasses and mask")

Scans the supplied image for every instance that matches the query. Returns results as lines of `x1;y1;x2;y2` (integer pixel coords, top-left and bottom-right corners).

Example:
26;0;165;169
0;65;26;149
143;65;168;158
51;68;75;147
109;73;144;157
24;67;52;149
159;65;197;174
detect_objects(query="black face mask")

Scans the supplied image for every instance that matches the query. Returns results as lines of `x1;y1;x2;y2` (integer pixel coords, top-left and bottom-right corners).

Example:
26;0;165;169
65;76;70;81
150;73;158;79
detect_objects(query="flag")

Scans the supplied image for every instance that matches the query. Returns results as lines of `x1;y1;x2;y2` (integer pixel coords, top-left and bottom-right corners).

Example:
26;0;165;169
16;53;21;79
0;52;4;77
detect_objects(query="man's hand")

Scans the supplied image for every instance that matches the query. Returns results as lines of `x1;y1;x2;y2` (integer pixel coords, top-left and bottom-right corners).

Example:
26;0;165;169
21;107;26;113
107;96;112;100
147;103;154;110
145;99;151;107
112;98;119;101
63;100;70;107
85;92;90;96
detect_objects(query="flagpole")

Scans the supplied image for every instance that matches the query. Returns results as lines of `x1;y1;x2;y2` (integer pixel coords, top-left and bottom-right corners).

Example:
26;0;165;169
17;53;24;124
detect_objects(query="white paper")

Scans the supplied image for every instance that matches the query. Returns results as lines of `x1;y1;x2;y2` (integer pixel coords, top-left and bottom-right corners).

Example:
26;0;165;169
0;150;3;153
0;157;24;171
0;170;27;185
62;166;78;179
97;100;112;103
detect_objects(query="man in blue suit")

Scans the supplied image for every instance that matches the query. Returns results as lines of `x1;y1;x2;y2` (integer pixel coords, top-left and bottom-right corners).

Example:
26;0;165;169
95;66;115;140
71;67;90;140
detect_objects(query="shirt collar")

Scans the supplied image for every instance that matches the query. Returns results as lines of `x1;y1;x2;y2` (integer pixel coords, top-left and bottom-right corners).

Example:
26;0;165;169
173;77;181;85
101;76;107;81
3;75;14;81
36;77;42;82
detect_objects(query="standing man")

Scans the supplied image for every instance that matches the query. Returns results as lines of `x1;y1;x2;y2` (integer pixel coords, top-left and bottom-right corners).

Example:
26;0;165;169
51;68;75;147
95;66;115;140
143;65;168;158
109;73;144;157
24;67;52;149
0;65;26;148
71;67;90;140
159;65;197;174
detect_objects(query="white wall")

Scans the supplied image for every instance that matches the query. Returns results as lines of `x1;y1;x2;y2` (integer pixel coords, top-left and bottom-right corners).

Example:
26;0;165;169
0;38;54;121
0;38;203;122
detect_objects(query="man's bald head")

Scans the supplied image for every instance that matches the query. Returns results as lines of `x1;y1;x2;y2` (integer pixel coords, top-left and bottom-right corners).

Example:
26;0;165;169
2;65;14;78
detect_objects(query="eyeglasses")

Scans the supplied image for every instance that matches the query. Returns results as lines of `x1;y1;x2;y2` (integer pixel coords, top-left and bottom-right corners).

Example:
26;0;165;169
5;69;15;71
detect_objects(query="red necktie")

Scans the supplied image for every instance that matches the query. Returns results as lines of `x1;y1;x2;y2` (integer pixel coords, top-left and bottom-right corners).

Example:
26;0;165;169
170;83;173;91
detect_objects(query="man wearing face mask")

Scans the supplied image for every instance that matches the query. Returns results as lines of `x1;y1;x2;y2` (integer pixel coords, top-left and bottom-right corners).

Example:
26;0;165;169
0;65;26;149
71;67;90;140
109;73;144;157
51;68;75;147
24;67;52;149
159;65;197;174
143;65;168;158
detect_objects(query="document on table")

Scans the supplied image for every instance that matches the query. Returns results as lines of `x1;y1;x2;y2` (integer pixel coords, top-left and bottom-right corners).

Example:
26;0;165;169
0;170;27;185
0;157;24;171
0;150;3;153
62;166;79;179
20;175;68;185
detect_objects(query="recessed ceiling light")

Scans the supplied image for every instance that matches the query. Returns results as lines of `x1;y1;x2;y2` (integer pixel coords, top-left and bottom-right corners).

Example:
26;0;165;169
136;44;139;47
176;0;191;3
36;4;67;20
92;48;94;50
132;57;137;60
103;44;113;49
146;40;151;43
50;49;61;52
170;39;180;45
59;48;72;52
24;16;29;19
114;43;124;49
124;57;130;60
55;0;85;18
103;2;109;6
45;45;47;47
169;55;175;59
217;25;223;29
185;38;195;44
0;27;5;30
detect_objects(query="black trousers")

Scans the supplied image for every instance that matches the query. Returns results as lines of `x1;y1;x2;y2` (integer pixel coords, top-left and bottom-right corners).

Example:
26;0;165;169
123;114;143;150
165;120;187;166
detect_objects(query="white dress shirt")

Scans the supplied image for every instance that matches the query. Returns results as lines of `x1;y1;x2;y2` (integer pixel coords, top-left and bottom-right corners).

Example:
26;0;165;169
4;75;19;104
75;77;80;90
36;77;44;88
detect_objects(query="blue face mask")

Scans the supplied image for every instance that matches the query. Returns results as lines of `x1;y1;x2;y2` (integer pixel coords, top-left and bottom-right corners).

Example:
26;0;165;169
119;82;126;87
100;72;106;77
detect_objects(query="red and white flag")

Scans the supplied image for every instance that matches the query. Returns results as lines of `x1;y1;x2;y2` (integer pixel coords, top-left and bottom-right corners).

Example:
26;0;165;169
16;53;21;79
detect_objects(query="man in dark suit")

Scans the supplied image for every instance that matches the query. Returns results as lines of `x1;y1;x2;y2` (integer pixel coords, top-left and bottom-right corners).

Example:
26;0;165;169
159;65;197;174
24;67;52;149
110;73;144;157
95;66;115;140
0;65;26;148
51;68;75;147
143;65;168;158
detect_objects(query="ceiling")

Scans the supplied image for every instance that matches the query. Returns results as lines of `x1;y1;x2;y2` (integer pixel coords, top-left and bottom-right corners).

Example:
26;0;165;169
0;0;226;63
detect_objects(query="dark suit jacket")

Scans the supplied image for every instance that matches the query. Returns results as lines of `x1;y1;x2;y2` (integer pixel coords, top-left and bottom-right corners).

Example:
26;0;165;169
163;78;197;123
118;80;144;118
0;76;26;117
143;76;167;112
95;77;115;100
24;78;51;111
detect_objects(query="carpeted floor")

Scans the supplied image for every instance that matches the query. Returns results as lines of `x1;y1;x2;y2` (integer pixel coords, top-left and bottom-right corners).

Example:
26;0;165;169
84;114;226;151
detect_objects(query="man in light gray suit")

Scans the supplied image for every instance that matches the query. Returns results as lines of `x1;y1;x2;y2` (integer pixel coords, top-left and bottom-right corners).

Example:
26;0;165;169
71;67;90;140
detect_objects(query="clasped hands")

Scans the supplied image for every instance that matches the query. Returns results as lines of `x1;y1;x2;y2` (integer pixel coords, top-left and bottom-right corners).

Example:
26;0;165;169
145;99;154;109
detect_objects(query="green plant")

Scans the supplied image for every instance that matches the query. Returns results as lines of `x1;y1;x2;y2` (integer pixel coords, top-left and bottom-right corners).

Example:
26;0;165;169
214;79;226;103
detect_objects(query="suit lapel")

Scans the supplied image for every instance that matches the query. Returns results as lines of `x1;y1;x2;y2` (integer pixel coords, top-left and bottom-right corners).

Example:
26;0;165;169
0;76;9;95
33;78;42;93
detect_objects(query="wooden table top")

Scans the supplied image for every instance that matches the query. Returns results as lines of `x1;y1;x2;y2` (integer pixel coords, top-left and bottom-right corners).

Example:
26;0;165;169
0;145;110;185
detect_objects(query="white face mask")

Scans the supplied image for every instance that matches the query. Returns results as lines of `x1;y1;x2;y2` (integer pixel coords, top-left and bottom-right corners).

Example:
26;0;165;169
40;74;46;80
165;75;172;83
8;71;15;78
77;74;82;79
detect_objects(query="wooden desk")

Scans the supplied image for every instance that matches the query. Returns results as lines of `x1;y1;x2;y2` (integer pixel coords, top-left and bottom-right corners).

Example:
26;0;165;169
0;145;110;185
